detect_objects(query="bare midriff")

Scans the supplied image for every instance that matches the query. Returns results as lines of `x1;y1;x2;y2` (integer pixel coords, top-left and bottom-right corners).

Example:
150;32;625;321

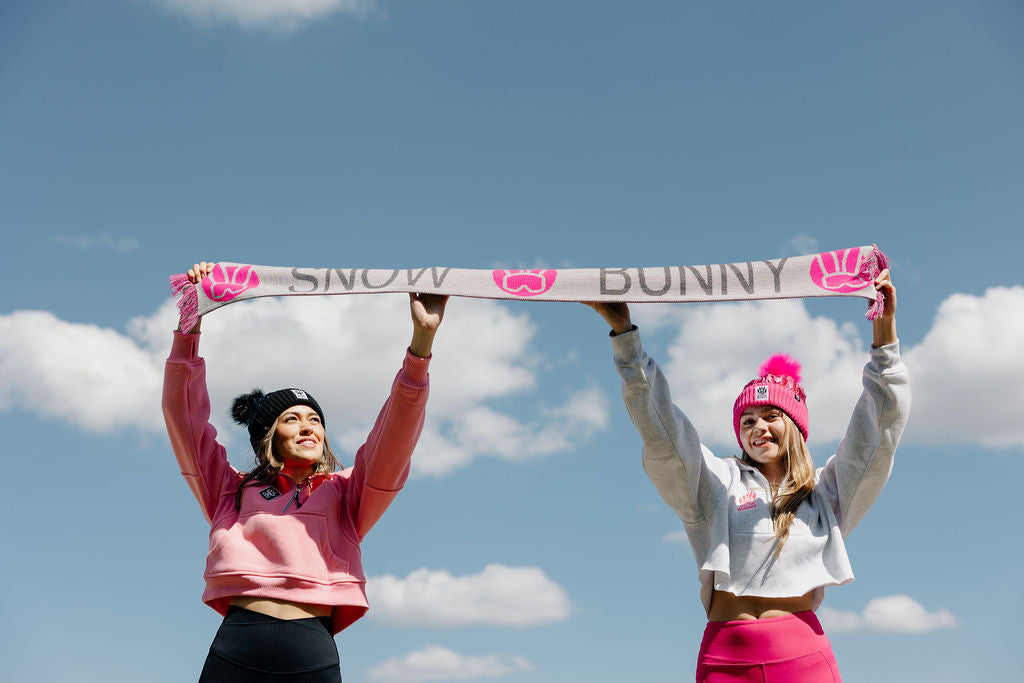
707;589;815;622
230;596;333;620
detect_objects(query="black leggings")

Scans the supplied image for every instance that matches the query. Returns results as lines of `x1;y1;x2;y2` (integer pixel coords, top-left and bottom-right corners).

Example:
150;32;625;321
198;606;342;682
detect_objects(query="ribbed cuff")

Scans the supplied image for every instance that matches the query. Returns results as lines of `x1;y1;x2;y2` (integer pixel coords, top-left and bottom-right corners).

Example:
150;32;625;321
402;348;431;384
610;326;643;364
170;329;201;360
868;340;901;372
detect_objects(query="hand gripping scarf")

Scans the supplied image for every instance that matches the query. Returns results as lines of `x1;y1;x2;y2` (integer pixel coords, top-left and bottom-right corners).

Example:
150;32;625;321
170;246;889;332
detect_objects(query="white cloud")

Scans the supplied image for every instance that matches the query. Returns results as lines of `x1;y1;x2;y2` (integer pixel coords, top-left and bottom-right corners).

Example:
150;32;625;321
50;233;140;253
0;311;165;433
903;286;1024;449
366;564;572;627
150;0;376;31
369;646;533;682
818;595;961;633
620;301;682;335
420;385;608;470
0;295;607;474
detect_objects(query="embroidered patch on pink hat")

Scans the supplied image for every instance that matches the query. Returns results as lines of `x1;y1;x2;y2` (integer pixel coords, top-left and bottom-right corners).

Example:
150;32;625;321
733;353;810;451
492;269;557;297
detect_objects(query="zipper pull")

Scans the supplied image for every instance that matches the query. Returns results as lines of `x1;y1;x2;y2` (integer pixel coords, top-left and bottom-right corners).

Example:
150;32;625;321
280;486;302;513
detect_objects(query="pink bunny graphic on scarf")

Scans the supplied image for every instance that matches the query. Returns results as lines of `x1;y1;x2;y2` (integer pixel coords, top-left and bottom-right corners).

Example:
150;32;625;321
202;264;261;302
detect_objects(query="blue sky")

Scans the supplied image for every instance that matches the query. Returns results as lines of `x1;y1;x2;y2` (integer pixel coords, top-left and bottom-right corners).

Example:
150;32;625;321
1;1;1022;681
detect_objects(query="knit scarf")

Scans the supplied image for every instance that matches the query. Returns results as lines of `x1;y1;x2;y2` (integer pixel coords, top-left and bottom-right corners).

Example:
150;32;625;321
170;246;889;332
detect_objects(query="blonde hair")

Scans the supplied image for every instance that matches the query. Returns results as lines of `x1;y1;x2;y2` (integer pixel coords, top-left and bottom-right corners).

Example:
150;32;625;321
234;416;341;511
742;412;815;556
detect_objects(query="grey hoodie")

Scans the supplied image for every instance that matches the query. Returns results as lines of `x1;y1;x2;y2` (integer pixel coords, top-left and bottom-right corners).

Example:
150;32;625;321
611;328;911;616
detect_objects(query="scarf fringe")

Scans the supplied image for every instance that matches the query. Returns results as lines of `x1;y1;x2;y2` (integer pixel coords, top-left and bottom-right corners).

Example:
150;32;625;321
169;274;199;333
861;245;889;321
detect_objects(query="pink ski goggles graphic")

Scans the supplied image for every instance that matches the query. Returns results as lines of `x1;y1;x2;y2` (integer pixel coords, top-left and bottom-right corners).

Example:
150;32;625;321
492;269;557;297
202;264;261;302
809;248;872;294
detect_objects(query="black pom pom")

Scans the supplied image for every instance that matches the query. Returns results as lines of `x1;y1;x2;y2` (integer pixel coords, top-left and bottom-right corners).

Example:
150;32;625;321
230;389;264;426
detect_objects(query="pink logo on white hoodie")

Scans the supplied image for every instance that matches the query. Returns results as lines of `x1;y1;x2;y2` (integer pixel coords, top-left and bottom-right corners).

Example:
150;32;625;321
736;491;757;511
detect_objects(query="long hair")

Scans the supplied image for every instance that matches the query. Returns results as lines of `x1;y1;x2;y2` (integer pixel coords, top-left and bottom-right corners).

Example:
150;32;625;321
233;418;341;511
742;412;815;557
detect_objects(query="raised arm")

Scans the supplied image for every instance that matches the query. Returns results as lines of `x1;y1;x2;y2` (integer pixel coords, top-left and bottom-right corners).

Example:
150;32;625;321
817;266;910;535
178;261;214;334
587;302;729;525
585;301;635;336
347;293;449;538
408;293;448;358
871;266;897;348
162;261;238;523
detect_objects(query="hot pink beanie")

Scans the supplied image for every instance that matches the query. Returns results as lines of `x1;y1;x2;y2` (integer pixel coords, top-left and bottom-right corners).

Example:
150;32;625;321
733;354;809;450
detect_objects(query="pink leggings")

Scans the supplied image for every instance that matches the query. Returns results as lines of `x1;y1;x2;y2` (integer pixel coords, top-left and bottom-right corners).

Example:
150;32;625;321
696;611;841;682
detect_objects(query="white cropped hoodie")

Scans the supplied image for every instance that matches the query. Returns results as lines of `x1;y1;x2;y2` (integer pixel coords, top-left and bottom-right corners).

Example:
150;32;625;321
610;328;911;616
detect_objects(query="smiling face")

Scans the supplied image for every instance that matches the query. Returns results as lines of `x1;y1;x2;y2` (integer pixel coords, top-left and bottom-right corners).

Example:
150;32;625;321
272;405;326;478
739;405;789;482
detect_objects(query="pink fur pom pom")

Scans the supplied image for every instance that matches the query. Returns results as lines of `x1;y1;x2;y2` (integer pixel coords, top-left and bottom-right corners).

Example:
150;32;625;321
759;353;801;383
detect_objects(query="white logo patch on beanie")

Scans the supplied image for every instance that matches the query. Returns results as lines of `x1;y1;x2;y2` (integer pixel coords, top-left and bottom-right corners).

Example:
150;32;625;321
755;386;769;401
291;389;309;400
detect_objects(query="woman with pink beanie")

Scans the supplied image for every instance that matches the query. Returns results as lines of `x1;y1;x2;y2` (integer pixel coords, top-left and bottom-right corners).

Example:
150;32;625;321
163;261;448;682
588;268;909;681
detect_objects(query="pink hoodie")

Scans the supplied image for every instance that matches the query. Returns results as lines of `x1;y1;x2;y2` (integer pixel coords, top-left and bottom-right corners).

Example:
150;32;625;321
162;330;430;634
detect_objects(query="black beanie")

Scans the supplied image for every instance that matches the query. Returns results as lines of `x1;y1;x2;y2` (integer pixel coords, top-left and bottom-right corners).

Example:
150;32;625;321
230;388;326;453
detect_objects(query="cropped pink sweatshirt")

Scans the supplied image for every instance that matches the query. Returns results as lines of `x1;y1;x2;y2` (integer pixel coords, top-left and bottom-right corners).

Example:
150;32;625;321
162;330;430;634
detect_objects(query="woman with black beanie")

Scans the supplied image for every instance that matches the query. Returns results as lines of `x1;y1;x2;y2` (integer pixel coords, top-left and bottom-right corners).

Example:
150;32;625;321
163;261;448;682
